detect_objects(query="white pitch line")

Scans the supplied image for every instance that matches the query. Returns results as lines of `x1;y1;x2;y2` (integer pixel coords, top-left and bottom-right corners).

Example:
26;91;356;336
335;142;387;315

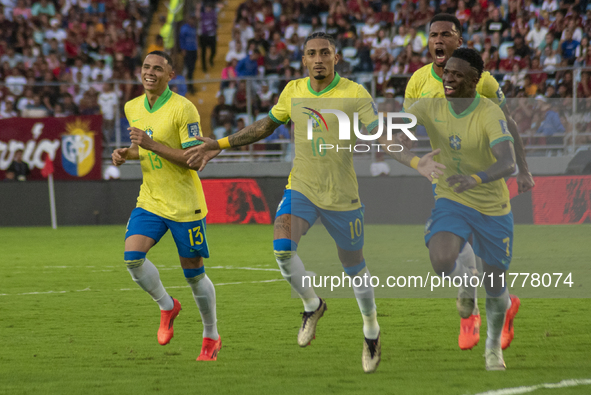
472;378;591;395
1;279;283;297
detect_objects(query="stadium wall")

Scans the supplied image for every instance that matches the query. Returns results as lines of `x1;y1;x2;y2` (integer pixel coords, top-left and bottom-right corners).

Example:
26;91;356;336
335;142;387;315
2;176;590;227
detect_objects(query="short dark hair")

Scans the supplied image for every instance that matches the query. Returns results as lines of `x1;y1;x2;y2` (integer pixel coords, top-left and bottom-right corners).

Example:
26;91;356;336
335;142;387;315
303;32;336;51
146;51;173;68
430;13;463;35
450;47;484;79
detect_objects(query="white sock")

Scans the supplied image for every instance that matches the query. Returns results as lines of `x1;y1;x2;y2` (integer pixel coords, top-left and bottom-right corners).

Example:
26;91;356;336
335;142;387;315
186;273;219;340
455;243;477;301
485;288;510;349
127;258;174;311
351;268;380;339
276;252;320;312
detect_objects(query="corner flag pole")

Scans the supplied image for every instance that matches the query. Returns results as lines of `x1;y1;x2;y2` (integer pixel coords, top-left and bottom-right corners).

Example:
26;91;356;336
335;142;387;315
48;172;57;229
42;154;57;229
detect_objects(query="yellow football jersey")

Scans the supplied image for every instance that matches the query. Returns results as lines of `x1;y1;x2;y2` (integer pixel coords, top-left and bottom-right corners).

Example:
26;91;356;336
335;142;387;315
403;63;506;111
405;94;514;216
125;87;208;221
269;73;378;211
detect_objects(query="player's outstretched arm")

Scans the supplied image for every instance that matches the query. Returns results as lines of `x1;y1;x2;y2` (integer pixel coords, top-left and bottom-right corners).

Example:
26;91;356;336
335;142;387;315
128;126;198;170
502;106;535;193
447;140;516;194
184;116;281;170
112;144;139;166
375;130;445;182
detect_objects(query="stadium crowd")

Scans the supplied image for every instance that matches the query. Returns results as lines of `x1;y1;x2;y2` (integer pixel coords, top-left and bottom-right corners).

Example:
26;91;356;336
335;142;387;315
0;0;153;141
214;0;591;147
1;0;590;149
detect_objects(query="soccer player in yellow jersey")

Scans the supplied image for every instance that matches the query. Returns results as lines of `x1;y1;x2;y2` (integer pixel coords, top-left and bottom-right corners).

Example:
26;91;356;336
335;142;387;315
185;32;443;373
111;51;221;361
402;14;530;350
403;48;520;370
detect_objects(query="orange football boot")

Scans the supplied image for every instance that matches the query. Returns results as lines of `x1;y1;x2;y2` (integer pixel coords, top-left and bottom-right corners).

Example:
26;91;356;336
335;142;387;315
157;298;181;345
458;314;481;350
197;336;222;361
501;295;520;350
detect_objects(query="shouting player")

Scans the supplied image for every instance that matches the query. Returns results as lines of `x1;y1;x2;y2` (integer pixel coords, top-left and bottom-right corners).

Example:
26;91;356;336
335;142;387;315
185;32;442;373
403;14;530;350
403;48;519;370
112;51;222;361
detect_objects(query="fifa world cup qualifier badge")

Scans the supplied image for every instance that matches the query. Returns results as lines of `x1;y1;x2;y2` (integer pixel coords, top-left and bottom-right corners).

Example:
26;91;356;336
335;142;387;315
188;122;201;138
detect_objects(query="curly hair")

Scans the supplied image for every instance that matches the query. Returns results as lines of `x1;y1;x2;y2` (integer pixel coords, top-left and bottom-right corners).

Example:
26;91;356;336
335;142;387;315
303;32;337;51
450;48;484;80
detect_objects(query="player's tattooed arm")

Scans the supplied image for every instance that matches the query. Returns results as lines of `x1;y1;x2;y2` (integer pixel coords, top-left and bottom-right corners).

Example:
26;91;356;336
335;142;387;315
447;140;516;193
502;106;535;193
228;117;280;147
184;117;280;171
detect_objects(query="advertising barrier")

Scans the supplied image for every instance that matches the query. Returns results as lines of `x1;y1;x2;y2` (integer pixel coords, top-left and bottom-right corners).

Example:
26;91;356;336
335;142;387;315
0;116;103;180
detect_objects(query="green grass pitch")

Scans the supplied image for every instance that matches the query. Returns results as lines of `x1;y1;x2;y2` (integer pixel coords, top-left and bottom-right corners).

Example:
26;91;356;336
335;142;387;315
1;224;590;395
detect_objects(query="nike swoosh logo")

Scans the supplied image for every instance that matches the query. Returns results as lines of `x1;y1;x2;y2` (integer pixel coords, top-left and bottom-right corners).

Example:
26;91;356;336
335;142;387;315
292;101;305;106
350;239;362;246
421;92;431;97
434;118;444;122
132;118;142;122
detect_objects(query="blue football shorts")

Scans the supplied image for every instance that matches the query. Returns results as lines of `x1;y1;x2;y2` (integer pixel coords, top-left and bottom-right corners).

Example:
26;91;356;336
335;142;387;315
275;189;364;251
125;207;210;258
424;198;514;270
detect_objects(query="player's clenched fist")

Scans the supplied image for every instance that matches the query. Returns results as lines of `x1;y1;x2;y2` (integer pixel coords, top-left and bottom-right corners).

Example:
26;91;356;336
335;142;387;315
112;148;129;166
128;127;155;150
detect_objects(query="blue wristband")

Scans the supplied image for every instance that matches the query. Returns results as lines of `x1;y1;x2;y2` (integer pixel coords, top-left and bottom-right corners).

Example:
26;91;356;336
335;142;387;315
476;171;490;183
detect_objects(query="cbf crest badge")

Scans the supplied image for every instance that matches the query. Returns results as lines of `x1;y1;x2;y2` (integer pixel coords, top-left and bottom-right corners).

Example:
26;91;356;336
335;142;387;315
188;122;201;138
449;135;461;150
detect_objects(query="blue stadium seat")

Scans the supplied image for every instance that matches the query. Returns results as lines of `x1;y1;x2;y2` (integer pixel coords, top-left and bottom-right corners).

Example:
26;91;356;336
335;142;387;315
236;113;251;126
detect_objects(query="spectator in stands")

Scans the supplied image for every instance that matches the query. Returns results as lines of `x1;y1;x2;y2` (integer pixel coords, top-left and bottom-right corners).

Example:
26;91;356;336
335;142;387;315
264;45;284;75
536;95;565;136
98;83;118;145
577;71;591;98
22;94;49;117
17;88;35;113
1;48;24;68
232;80;248;113
226;40;246;63
5;68;27;96
574;36;589;65
513;34;532;61
179;16;198;93
561;29;580;64
211;94;235;129
236;50;260;77
258;82;273;112
499;47;521;72
32;0;56;17
7;150;30;181
361;16;380;46
486;8;510;39
198;2;218;73
0;99;17;118
527;20;549;50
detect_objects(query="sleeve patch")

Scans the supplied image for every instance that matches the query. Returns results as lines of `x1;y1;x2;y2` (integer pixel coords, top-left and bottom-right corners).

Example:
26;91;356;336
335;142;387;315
499;120;510;134
188;122;200;138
